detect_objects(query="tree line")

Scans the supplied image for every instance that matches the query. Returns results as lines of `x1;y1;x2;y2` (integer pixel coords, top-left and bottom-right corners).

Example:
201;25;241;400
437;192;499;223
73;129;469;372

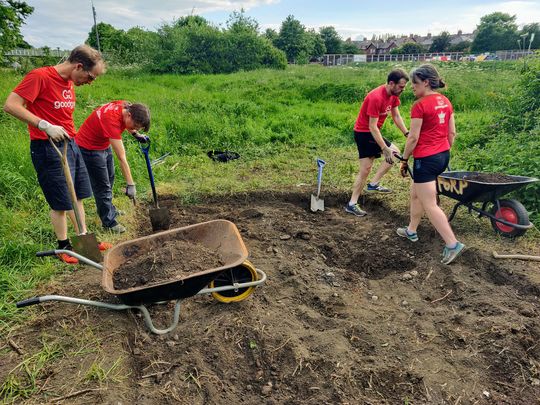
1;0;539;74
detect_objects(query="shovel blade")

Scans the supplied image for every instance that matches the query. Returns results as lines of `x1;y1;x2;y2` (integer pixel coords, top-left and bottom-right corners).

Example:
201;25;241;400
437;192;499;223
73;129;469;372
71;233;102;263
150;207;170;232
310;194;325;212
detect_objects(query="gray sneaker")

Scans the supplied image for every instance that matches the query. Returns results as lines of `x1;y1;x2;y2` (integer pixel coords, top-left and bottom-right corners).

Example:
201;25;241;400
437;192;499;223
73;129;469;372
441;242;465;265
367;183;392;193
396;227;419;242
345;203;367;217
106;223;126;234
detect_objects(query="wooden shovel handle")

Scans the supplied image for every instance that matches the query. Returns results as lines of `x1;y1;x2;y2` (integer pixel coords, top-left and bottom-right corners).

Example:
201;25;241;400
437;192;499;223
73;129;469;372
48;138;84;234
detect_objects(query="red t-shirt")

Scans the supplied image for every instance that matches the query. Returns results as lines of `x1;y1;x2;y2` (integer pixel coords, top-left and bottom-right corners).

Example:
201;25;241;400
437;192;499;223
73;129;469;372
411;93;453;158
76;100;126;150
354;85;401;132
13;66;76;140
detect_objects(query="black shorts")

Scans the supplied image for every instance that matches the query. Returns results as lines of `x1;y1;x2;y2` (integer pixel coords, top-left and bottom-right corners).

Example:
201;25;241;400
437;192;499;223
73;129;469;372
354;131;391;159
413;150;450;183
30;139;93;211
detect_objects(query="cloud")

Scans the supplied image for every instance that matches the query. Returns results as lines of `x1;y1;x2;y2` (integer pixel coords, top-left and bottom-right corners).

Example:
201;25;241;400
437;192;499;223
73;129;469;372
21;0;280;48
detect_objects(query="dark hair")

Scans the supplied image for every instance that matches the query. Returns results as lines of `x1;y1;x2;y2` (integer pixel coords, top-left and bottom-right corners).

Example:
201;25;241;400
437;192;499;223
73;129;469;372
387;68;409;84
125;103;151;132
68;44;104;71
410;64;446;89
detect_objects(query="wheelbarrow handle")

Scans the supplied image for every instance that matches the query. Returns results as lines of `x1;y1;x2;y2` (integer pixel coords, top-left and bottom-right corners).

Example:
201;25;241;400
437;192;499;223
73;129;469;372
36;250;56;257
16;297;41;308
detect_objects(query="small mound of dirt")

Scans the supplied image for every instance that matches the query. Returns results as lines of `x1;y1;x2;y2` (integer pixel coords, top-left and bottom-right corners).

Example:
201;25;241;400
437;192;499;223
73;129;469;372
112;239;223;290
463;172;517;183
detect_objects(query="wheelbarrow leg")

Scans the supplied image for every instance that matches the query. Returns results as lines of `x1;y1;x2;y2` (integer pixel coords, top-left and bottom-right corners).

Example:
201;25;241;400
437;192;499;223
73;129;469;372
448;202;462;222
136;301;182;335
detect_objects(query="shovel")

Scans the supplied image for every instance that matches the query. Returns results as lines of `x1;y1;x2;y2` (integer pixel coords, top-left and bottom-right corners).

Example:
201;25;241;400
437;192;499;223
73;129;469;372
310;158;326;212
48;139;101;263
141;141;170;232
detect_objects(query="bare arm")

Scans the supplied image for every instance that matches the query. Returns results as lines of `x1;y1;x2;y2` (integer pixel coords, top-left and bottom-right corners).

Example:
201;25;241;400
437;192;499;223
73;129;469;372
403;118;422;159
448;113;456;147
3;92;40;127
391;107;409;136
110;138;134;185
368;116;388;150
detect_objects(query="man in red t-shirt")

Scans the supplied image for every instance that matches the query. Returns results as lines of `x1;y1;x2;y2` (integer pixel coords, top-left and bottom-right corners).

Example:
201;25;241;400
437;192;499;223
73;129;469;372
76;101;150;233
3;45;107;264
345;69;410;217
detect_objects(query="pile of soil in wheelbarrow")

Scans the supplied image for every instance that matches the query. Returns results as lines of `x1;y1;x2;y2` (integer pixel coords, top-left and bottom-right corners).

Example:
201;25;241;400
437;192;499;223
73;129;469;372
463;172;517;183
112;239;224;290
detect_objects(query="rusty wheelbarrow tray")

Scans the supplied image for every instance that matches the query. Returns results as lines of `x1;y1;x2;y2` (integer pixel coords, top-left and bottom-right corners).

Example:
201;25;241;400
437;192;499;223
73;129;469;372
16;220;267;334
437;171;538;237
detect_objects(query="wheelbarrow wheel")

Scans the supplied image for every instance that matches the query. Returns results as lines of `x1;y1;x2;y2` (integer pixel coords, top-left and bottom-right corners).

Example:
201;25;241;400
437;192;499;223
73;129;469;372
490;199;529;238
210;260;257;303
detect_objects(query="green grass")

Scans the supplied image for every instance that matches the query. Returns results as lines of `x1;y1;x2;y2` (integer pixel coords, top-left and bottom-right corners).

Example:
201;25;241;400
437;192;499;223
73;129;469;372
0;61;536;342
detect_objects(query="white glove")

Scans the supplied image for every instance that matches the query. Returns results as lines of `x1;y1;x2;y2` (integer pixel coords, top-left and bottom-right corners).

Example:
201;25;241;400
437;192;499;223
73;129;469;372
38;120;69;142
382;146;394;164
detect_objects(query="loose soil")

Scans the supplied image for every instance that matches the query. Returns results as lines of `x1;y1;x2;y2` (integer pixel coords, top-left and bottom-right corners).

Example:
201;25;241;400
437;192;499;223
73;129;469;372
3;191;540;404
112;239;224;290
462;172;518;183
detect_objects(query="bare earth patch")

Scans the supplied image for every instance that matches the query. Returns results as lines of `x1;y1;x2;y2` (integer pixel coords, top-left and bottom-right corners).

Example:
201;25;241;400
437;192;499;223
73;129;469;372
2;191;539;404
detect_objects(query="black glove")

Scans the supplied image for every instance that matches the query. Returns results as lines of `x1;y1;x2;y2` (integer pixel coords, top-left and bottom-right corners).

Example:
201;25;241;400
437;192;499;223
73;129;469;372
132;132;149;143
400;161;409;178
125;184;136;199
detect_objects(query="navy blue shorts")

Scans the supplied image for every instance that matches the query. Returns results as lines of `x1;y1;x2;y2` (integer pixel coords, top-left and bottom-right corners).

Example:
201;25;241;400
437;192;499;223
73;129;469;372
354;131;391;159
30;139;93;211
413;150;450;183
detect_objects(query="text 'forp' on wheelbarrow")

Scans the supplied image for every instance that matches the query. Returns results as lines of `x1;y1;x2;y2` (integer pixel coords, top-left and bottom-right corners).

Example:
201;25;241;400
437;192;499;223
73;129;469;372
17;220;267;334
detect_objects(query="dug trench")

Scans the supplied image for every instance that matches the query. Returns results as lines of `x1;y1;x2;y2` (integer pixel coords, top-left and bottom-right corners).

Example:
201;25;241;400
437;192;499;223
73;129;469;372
2;191;540;404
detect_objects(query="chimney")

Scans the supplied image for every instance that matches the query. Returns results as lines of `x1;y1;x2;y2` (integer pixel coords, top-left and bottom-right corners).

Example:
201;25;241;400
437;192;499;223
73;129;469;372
457;29;462;35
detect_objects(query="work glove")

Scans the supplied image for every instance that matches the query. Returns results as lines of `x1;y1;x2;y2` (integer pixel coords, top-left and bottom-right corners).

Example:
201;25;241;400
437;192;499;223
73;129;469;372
125;184;136;199
38;120;69;142
132;132;149;143
382;146;394;165
400;161;409;178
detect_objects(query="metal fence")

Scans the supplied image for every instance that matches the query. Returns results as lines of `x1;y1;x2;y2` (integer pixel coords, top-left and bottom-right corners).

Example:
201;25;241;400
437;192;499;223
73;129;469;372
322;50;536;66
4;48;69;57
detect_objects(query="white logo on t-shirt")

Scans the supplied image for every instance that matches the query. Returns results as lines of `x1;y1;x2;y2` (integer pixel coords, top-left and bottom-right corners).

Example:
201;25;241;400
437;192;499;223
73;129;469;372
438;111;446;124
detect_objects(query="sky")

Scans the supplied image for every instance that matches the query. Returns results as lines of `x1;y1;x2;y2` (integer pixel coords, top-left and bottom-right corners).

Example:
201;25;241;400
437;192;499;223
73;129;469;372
20;0;540;49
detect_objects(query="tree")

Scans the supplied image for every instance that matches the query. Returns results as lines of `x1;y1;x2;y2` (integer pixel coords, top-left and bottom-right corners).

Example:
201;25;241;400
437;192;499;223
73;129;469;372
391;42;426;54
429;31;451;52
342;41;360;54
264;28;278;44
275;15;311;63
520;23;540;49
319;26;342;54
448;41;471;52
472;12;519;52
175;15;209;28
0;0;33;55
305;29;326;59
227;9;258;34
87;22;130;53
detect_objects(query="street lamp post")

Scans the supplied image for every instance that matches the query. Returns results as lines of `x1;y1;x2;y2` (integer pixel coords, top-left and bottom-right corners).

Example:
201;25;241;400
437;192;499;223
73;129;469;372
91;0;101;53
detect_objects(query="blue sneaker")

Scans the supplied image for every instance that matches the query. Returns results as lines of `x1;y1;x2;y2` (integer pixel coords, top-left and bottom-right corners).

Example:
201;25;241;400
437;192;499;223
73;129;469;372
396;227;418;242
367;183;392;193
441;242;465;265
345;203;367;217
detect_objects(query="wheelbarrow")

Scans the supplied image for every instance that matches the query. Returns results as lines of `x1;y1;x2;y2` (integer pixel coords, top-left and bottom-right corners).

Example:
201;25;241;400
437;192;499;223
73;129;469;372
16;220;267;334
437;171;538;237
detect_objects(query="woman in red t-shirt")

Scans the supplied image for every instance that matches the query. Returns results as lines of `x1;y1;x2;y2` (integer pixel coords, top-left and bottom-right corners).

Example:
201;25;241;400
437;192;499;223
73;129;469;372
396;64;465;265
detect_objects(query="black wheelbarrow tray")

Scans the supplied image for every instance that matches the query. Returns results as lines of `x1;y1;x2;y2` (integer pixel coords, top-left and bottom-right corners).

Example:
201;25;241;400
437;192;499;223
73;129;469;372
16;220;267;334
437;171;538;237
